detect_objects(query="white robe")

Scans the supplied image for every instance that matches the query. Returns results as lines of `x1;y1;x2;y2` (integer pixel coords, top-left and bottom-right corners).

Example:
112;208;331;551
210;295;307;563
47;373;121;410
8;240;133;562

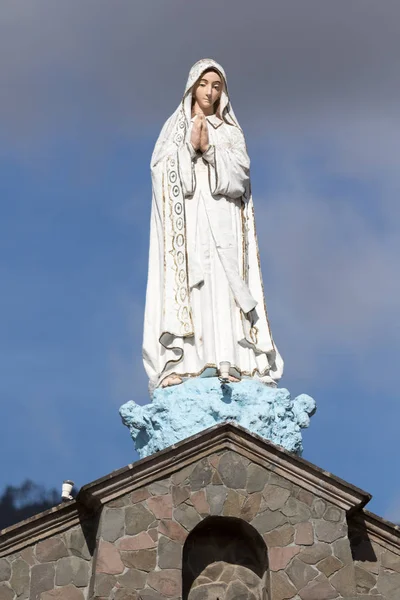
143;59;283;390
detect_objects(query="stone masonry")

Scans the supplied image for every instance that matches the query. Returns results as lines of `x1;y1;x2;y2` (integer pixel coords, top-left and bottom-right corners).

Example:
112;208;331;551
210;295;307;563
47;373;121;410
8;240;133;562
0;423;399;600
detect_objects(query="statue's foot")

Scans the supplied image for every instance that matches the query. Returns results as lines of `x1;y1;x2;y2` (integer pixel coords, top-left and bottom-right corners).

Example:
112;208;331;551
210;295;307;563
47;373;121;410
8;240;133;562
227;375;241;383
161;375;183;388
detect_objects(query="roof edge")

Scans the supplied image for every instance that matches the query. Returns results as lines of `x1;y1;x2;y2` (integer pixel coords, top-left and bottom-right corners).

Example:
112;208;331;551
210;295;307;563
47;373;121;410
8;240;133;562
352;509;400;554
0;501;90;558
79;422;371;512
0;423;373;556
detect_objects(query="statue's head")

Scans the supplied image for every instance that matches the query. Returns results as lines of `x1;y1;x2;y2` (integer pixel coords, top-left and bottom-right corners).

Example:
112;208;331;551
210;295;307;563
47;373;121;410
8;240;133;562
191;67;223;116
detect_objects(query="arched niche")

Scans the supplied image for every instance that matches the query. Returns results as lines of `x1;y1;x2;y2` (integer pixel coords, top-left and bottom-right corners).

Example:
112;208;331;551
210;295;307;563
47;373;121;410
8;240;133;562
182;516;269;600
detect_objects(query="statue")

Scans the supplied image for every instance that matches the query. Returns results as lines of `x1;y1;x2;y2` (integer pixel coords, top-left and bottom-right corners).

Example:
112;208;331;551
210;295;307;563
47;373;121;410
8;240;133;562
143;58;283;390
120;60;315;458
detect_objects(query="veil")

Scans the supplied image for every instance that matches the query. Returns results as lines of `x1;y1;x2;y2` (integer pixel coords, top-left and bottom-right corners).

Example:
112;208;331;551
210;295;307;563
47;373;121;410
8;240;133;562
151;59;241;168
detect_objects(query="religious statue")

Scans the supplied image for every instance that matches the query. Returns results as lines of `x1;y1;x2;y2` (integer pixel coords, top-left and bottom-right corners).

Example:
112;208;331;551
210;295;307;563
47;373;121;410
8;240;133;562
142;59;283;390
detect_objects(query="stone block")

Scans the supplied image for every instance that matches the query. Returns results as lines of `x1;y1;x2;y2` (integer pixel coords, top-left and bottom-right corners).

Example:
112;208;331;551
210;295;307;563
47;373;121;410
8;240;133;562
225;579;253;600
126;504;155;536
233;565;260;589
315;520;347;543
209;454;220;469
30;563;55;600
148;528;158;542
332;538;353;564
269;546;300;571
246;464;269;493
158;519;187;543
201;562;224;581
251;509;286;534
317;556;343;577
205;486;227;516
114;590;139;600
222;490;244;517
188;582;227;600
20;548;36;567
268;473;292;490
94;573;117;597
173;504;201;531
263;524;294;547
190;490;210;515
376;571;400;598
0;583;14;600
330;565;356;596
240;493;262;522
41;585;85;600
211;470;223;485
147;495;173;519
171;486;190;507
148;480;170;495
298;577;338;599
35;537;68;562
65;528;91;561
189;459;213;491
192;576;214;588
296;489;314;506
171;463;195;486
381;549;400;572
294;522;314;546
101;508;125;543
217;452;247;489
120;550;157;572
323;506;343;522
343;597;383;600
118;569;147;590
270;571;297;600
0;559;11;582
131;489;151;504
158;536;182;569
287;556;318;590
55;556;90;587
96;540;124;575
147;569;181;597
262;485;291;511
107;494;131;508
281;497;311;524
298;543;331;565
355;565;377;594
139;590;170;600
118;532;156;551
311;498;326;518
10;558;29;598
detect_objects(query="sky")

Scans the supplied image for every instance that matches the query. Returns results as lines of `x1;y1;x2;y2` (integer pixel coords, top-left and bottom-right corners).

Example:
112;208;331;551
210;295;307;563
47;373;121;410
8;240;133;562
1;1;399;522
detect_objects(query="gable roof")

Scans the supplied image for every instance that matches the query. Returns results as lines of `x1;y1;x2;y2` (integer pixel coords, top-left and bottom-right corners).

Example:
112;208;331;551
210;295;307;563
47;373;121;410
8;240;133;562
1;422;398;557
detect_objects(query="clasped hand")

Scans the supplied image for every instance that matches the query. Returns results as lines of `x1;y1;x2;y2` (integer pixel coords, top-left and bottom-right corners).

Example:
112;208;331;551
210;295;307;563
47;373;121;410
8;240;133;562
190;113;209;154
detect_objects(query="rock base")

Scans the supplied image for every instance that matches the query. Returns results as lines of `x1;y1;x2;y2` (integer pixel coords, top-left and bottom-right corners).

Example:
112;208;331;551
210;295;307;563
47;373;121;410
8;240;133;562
119;377;316;458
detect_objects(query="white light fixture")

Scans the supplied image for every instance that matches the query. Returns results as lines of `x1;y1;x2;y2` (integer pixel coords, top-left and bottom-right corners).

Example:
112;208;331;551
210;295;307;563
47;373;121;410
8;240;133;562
219;361;231;383
61;480;75;502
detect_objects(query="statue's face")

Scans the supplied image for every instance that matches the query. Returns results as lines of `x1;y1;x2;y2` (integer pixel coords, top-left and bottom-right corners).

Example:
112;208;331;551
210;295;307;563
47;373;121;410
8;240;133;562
193;70;222;113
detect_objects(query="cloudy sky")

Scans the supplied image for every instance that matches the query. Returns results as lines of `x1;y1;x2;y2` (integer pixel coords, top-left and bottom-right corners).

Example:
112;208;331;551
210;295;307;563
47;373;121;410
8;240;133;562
1;1;399;521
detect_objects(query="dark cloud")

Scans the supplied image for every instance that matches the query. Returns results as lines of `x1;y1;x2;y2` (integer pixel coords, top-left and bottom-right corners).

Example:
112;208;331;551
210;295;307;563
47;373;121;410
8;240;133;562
1;0;399;147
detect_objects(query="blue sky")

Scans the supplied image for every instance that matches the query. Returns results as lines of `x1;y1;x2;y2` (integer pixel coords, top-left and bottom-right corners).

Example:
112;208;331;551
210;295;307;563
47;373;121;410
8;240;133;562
1;1;399;522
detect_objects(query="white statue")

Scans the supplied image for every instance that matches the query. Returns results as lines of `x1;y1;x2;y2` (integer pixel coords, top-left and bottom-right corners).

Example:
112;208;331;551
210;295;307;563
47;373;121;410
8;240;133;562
143;59;283;389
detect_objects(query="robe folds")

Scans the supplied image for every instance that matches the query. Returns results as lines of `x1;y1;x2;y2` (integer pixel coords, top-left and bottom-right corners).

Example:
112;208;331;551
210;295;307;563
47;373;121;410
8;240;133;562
143;59;283;389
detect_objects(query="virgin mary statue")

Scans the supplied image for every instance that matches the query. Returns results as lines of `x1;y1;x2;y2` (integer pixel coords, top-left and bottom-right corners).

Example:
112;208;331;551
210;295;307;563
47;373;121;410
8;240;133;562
143;59;283;390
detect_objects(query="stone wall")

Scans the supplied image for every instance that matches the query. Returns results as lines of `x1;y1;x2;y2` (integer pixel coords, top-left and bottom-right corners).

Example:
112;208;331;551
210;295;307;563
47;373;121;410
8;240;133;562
0;517;96;600
91;451;359;600
349;517;400;598
1;430;399;600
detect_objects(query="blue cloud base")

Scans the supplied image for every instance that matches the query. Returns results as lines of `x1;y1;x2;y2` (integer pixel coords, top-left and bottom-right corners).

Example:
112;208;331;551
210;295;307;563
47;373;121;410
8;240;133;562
119;377;316;459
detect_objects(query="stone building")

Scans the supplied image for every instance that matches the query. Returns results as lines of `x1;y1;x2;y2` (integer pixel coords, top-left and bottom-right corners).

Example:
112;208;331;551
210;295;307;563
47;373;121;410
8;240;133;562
0;423;399;599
